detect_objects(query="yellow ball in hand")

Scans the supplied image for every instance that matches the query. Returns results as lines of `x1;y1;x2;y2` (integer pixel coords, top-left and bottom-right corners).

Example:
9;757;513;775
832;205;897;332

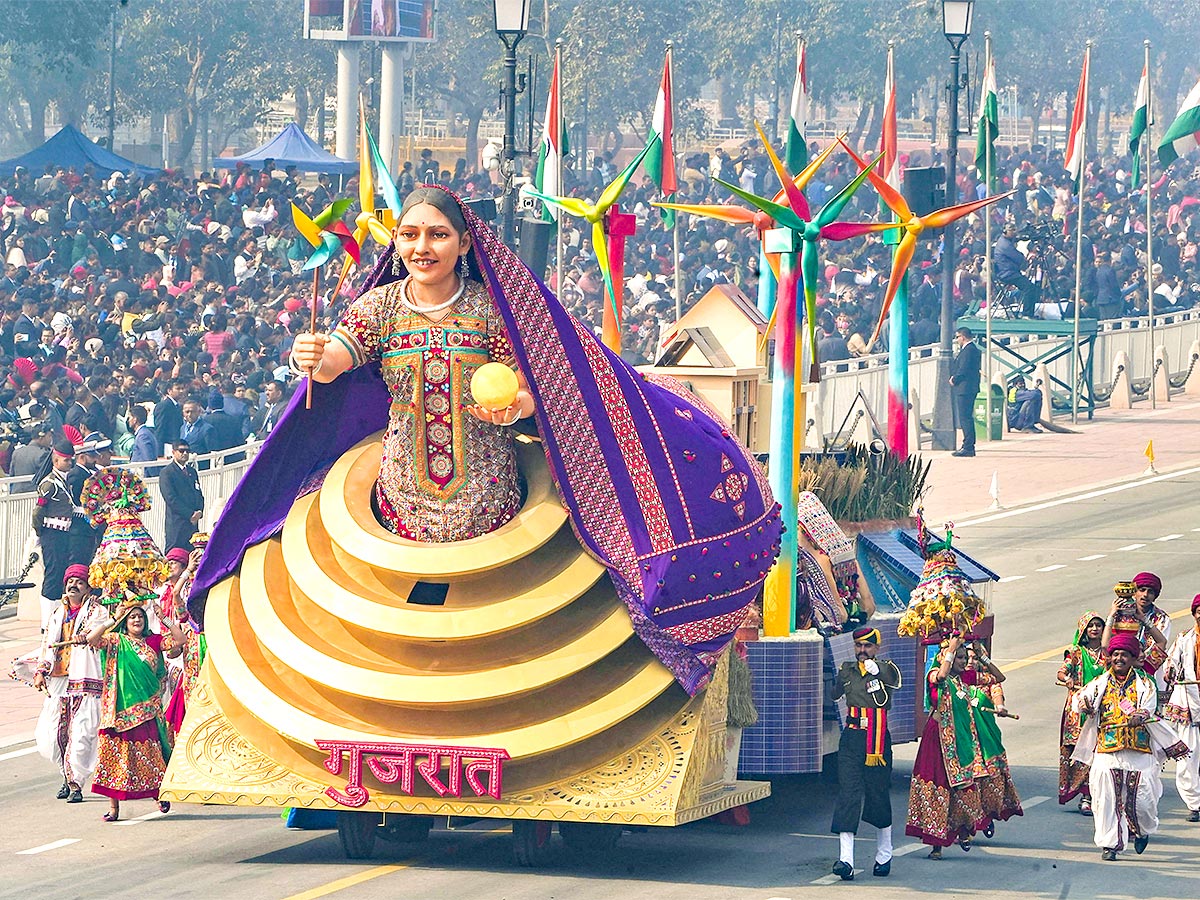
470;362;519;411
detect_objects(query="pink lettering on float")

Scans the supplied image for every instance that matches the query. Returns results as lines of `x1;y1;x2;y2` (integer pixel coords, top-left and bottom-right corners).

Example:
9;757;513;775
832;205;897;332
315;740;510;807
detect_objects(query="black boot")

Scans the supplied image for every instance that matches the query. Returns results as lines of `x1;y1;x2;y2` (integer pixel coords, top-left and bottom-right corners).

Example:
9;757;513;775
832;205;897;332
56;781;71;800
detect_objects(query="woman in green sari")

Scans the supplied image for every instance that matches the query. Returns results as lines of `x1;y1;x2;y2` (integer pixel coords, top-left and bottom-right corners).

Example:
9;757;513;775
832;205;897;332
905;635;1023;858
87;605;183;822
1056;610;1106;813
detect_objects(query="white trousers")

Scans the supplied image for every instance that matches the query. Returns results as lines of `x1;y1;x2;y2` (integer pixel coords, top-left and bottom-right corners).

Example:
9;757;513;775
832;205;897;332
34;675;68;772
1088;749;1161;851
1174;724;1200;811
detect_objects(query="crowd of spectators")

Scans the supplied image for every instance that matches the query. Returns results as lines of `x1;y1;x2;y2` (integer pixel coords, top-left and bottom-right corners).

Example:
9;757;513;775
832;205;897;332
2;135;1200;485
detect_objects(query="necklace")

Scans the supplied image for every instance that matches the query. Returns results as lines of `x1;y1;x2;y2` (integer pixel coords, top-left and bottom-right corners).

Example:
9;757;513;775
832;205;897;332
399;275;465;317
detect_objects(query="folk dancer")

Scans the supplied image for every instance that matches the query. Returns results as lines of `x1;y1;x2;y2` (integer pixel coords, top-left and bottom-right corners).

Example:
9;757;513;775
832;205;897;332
34;565;110;802
1103;572;1171;694
963;640;1022;838
1073;631;1190;860
87;604;182;821
1163;595;1200;822
830;626;903;880
1058;611;1106;814
906;634;1023;858
163;549;207;736
32;439;76;630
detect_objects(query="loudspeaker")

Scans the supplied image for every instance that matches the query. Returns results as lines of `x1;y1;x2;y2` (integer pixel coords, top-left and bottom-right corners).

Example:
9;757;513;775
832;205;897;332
518;218;554;276
903;166;946;217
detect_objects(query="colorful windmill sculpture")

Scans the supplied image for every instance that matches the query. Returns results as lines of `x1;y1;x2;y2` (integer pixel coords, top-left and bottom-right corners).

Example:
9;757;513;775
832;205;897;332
525;135;661;353
328;97;404;304
290;199;360;408
839;141;1011;456
662;126;896;636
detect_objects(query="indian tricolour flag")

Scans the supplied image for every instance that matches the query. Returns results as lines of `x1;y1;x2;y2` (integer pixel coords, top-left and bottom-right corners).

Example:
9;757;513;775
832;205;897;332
534;51;566;221
1064;51;1090;185
645;49;678;225
1128;65;1149;188
785;40;808;173
1157;74;1200;167
974;54;999;191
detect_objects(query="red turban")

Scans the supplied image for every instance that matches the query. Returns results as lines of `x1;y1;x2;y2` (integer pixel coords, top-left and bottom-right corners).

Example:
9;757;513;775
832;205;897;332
1133;572;1162;594
165;548;190;565
63;564;89;585
1192;594;1200;615
1108;631;1142;657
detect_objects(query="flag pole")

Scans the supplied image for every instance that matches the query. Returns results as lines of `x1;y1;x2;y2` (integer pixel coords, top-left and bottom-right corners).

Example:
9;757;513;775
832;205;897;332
1145;39;1156;410
668;40;682;323
983;32;994;440
1071;41;1091;425
555;38;565;302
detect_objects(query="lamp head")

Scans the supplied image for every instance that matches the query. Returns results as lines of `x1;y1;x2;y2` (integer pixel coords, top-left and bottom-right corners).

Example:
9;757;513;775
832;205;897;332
942;0;974;44
493;0;531;35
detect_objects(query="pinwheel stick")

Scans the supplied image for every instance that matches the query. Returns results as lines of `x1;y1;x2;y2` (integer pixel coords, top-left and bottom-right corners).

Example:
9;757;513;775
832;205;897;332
306;266;321;409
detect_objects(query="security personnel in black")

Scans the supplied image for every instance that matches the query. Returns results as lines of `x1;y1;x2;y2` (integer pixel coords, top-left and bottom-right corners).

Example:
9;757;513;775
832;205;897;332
830;626;903;880
33;440;77;624
66;438;101;566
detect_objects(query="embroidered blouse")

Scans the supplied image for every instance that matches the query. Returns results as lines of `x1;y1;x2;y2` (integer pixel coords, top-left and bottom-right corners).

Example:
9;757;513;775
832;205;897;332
333;278;522;542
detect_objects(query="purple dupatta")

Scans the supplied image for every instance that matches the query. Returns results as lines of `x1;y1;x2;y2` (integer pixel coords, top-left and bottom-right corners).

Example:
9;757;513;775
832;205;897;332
193;189;780;695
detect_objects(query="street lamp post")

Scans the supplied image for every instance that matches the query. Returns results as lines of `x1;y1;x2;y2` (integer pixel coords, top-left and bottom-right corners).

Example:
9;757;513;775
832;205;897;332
493;0;531;248
932;0;975;452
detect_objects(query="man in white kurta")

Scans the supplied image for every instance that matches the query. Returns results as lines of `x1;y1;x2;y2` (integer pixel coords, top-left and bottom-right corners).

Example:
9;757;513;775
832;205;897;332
33;566;111;803
1073;633;1190;860
1163;595;1200;820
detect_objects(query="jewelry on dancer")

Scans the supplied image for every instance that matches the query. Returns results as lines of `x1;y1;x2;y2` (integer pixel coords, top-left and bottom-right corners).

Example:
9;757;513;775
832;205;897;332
391;250;404;277
459;253;469;280
400;275;465;317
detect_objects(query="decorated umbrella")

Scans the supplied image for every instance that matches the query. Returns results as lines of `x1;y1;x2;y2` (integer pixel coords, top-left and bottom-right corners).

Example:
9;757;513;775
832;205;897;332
290;199;360;408
526;135;660;353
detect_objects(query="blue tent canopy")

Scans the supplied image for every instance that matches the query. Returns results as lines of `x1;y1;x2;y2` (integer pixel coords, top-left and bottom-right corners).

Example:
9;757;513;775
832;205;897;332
212;123;356;176
0;125;160;179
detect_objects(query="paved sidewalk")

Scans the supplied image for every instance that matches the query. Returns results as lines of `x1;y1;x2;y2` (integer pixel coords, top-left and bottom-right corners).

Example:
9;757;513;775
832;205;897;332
921;397;1200;523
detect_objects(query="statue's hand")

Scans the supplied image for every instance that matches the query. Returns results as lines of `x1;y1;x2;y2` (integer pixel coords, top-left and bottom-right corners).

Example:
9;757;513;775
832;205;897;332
466;403;521;427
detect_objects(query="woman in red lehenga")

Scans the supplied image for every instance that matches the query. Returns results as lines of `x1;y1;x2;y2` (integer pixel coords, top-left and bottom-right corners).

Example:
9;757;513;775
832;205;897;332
87;605;183;822
1057;611;1105;814
906;634;1023;858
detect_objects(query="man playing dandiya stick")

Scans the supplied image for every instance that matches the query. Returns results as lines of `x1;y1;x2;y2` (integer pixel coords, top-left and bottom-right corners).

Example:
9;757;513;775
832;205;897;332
1163;594;1200;822
26;565;95;801
829;626;902;880
39;563;111;803
1073;630;1190;861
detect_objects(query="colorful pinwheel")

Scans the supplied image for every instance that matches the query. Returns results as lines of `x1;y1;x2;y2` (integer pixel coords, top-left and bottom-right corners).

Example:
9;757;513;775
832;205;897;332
526;134;661;332
290;198;361;272
838;141;1012;347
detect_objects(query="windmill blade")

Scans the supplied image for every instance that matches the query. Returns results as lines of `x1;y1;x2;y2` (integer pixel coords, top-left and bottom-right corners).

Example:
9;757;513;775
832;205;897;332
366;121;404;218
713;176;805;232
291;202;323;248
921;191;1014;229
868;231;917;346
357;95;376;217
301;232;340;271
839;139;911;221
596;133;660;213
652;201;758;226
365;216;393;245
755;122;809;223
524;188;593;220
815;154;882;228
819;221;903;241
313;197;355;229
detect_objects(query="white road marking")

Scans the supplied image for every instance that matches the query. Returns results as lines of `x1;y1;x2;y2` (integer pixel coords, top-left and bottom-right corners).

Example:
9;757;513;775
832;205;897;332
1157;533;1183;541
1023;795;1050;809
17;839;79;855
0;733;34;749
998;575;1025;583
1193;527;1200;532
1078;554;1106;561
892;842;925;857
1117;543;1146;551
1036;564;1067;572
810;870;860;885
0;746;37;762
957;463;1200;527
116;810;166;826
